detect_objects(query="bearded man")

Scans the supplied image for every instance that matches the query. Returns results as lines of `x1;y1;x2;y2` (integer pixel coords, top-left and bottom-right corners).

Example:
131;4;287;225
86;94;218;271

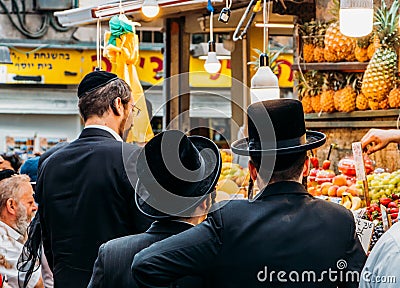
0;175;42;288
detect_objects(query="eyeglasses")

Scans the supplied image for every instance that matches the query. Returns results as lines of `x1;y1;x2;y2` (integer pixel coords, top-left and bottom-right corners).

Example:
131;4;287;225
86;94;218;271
130;103;141;117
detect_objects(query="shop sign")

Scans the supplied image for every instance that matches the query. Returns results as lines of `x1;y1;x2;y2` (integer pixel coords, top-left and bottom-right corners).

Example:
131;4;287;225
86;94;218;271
0;48;165;86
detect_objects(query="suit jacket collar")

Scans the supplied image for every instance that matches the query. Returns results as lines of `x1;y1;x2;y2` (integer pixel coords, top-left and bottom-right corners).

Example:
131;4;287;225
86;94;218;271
146;220;194;235
258;181;309;199
78;127;118;140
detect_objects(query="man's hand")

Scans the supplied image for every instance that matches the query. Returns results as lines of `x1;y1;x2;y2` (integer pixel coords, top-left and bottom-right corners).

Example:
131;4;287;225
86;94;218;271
361;129;400;154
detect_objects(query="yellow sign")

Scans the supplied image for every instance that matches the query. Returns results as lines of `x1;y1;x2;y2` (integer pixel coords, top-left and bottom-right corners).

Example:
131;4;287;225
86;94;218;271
189;57;232;88
0;47;293;88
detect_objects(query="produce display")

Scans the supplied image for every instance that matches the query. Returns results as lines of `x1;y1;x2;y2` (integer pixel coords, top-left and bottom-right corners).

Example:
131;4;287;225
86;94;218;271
216;150;249;201
297;0;400;113
307;150;400;252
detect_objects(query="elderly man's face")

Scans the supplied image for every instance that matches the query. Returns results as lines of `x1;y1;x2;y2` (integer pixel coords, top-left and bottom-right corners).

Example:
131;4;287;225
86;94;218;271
14;182;37;235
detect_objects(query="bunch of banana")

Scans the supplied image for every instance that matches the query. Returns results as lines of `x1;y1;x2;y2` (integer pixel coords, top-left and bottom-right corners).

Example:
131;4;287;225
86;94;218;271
341;192;362;210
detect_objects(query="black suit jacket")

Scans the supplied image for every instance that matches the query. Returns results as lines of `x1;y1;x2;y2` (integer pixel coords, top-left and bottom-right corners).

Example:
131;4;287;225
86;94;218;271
132;181;367;288
36;128;151;288
88;221;197;288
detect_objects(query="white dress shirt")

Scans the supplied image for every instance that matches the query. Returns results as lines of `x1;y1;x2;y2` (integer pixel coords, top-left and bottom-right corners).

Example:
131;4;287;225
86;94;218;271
359;222;400;288
0;221;41;288
84;125;123;142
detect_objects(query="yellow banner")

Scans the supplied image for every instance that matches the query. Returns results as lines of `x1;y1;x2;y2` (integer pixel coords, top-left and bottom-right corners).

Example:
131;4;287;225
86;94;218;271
0;48;293;88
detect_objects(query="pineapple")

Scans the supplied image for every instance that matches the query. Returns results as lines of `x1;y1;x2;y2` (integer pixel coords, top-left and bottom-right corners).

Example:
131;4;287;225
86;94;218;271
309;71;324;112
296;71;323;113
333;73;346;111
324;0;356;62
369;100;380;110
302;94;314;113
355;36;371;62
295;71;314;113
388;79;400;108
334;88;343;111
361;0;400;103
367;35;381;59
299;21;317;63
313;22;328;63
324;47;337;62
379;99;389;109
338;74;357;113
356;93;369;110
320;90;335;112
320;72;338;112
311;94;322;112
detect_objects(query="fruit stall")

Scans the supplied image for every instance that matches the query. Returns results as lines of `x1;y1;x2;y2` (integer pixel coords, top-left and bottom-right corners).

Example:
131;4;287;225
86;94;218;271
292;0;400;172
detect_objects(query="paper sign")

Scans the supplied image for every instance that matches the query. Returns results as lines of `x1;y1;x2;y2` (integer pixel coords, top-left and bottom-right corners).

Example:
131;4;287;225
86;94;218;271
354;217;374;253
352;142;370;207
353;208;367;219
352;142;366;181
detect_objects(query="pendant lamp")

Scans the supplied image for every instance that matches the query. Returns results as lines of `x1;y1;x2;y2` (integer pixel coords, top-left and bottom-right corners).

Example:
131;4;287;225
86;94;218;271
204;10;221;74
142;0;160;18
340;0;373;37
250;0;280;103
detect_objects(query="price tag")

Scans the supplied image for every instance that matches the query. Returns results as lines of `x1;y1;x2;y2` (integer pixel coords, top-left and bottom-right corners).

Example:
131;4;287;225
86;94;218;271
352;142;370;207
352;142;366;181
354;217;375;253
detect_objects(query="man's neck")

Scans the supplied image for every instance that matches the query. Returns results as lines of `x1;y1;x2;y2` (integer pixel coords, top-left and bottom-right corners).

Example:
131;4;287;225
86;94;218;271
0;215;18;233
85;117;118;132
176;215;206;226
257;175;303;190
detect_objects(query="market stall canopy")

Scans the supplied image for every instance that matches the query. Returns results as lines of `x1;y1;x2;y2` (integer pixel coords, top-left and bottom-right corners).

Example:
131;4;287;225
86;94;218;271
54;0;250;27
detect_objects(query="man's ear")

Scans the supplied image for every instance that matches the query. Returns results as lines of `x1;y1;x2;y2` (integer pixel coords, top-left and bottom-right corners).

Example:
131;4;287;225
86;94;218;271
303;156;310;177
5;198;17;216
111;97;123;116
248;160;258;181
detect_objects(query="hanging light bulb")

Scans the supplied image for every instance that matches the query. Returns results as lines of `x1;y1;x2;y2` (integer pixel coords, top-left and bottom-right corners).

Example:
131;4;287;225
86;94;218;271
204;9;221;74
250;53;279;103
142;0;160;18
340;0;373;37
204;41;221;74
250;0;279;103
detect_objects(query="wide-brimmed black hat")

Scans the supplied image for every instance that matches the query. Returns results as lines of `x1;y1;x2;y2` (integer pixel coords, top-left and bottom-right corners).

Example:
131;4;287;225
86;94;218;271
231;99;326;155
135;130;221;219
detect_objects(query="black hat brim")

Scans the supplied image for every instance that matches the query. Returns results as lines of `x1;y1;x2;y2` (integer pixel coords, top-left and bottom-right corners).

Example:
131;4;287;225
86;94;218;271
135;135;222;219
231;130;326;156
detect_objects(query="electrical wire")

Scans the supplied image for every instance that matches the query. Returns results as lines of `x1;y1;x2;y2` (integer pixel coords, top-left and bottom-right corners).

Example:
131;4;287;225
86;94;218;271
0;0;49;38
96;17;102;70
11;0;49;37
207;0;214;42
50;14;71;32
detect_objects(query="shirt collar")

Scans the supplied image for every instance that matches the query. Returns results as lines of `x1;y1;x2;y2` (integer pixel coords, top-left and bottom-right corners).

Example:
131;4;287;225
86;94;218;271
84;125;123;142
0;220;22;242
257;181;310;199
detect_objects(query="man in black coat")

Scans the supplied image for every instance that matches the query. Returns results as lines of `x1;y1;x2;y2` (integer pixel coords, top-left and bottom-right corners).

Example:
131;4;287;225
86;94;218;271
132;99;367;288
88;130;221;287
36;71;151;288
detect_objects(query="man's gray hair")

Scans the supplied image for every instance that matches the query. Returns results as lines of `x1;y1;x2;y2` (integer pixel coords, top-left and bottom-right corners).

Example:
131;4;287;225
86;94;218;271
0;174;31;212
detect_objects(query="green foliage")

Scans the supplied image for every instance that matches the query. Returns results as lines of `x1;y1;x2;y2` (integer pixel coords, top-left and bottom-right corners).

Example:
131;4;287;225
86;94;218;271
247;46;288;73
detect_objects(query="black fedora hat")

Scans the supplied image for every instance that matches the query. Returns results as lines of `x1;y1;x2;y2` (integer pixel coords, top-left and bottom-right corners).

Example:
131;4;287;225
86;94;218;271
231;99;326;155
135;130;222;219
